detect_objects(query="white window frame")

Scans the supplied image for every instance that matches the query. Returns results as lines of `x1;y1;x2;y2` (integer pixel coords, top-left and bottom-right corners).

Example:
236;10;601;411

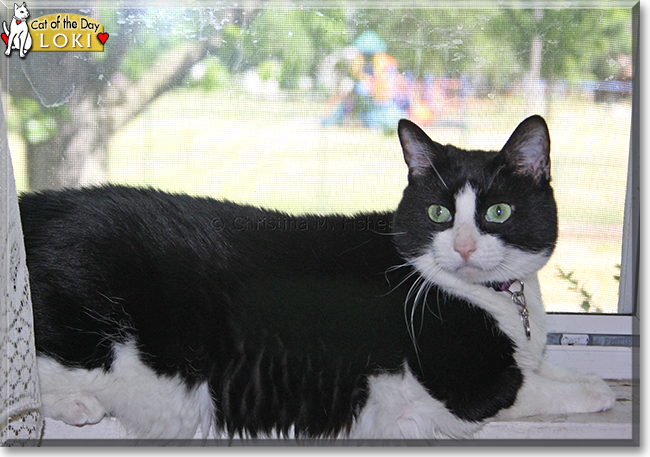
544;1;639;381
7;0;640;381
545;315;637;379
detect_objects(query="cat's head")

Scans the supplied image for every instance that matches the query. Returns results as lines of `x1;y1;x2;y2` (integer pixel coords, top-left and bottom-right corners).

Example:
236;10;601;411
393;115;558;286
14;3;29;20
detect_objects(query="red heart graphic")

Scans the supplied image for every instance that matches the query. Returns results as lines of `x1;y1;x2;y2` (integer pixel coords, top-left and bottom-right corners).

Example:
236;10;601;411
97;32;109;45
1;33;7;45
16;20;21;24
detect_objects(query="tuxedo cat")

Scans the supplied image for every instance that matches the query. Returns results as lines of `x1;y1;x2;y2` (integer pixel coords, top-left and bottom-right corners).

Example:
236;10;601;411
2;3;32;58
21;115;615;440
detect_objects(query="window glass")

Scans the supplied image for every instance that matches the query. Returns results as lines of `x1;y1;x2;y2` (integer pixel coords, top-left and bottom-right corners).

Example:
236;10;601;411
2;1;635;314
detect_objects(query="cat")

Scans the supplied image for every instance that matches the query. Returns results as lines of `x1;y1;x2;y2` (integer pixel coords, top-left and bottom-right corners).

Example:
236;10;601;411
2;3;32;58
20;115;615;441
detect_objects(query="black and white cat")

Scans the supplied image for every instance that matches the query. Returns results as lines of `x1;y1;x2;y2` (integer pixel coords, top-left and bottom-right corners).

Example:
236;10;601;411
21;115;615;440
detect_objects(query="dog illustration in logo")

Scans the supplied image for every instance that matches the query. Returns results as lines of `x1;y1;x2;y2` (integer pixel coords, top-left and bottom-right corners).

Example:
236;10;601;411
2;3;32;58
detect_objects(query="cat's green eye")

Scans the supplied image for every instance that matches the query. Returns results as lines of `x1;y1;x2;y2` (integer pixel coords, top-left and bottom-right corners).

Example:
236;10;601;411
427;205;452;223
485;203;513;223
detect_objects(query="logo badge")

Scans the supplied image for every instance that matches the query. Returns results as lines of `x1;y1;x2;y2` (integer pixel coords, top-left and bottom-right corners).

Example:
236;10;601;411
2;2;33;58
3;4;108;58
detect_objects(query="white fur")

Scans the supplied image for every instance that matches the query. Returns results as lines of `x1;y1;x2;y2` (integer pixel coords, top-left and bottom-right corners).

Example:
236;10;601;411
431;185;550;284
39;350;479;440
411;184;615;422
351;367;480;439
38;341;213;439
37;184;614;439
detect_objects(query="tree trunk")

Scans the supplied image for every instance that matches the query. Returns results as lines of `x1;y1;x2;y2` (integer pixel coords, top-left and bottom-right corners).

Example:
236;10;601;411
525;9;546;116
26;39;219;191
27;94;108;190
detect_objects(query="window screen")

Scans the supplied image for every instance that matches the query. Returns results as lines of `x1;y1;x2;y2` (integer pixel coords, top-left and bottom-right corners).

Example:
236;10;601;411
2;0;636;314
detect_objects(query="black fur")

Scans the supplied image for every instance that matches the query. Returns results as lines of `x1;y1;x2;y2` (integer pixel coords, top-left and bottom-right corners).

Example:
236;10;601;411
393;116;557;260
21;186;521;437
21;116;557;438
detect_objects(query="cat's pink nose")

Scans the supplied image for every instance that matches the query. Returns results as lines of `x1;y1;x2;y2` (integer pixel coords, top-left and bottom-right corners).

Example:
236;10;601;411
454;240;476;261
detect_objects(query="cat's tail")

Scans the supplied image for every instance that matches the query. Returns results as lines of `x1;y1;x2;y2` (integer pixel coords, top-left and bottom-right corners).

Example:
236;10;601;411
2;22;8;37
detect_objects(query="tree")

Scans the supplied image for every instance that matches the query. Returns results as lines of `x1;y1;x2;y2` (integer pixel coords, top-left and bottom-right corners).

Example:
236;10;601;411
218;7;348;89
485;8;632;93
2;5;244;191
3;3;633;192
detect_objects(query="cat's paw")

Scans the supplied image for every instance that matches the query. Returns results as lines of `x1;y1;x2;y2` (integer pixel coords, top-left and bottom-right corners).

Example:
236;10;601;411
577;378;616;413
42;391;107;426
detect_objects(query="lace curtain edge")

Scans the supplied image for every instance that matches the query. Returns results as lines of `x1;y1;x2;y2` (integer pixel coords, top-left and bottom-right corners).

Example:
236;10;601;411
1;92;44;446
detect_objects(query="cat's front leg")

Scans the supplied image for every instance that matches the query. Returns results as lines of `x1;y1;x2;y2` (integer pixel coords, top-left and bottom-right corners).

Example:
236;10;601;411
497;369;615;420
536;360;610;385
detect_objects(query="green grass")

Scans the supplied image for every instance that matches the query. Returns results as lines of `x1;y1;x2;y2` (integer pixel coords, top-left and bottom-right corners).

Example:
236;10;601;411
107;90;409;215
7;89;631;313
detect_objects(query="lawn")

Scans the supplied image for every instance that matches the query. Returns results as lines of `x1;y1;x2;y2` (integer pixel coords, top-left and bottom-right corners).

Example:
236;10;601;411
8;89;631;313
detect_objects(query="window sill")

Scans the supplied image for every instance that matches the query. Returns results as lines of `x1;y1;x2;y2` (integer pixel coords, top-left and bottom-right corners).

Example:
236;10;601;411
475;380;636;442
38;380;636;444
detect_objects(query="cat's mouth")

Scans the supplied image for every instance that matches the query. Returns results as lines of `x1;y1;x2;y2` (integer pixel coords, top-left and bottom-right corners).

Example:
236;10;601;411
452;264;495;283
455;264;481;276
445;258;514;285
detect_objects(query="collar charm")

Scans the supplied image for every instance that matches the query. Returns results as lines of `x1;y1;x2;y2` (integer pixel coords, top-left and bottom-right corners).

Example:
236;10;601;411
505;280;531;340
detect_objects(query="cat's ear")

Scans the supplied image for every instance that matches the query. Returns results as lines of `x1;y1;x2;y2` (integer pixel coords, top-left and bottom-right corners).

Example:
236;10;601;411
398;119;444;176
501;115;551;182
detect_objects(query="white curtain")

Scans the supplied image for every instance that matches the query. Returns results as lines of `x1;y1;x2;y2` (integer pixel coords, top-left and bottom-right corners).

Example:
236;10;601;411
1;92;43;445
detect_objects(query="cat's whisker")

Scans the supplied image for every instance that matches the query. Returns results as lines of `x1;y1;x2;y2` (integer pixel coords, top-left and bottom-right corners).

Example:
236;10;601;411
370;230;408;236
425;281;435;312
381;264;418;296
405;272;436;362
494;258;521;281
487;164;506;189
417;281;434;340
385;262;411;273
424;155;449;190
433;287;444;321
335;239;373;257
404;275;425;350
403;275;426;373
411;280;424;343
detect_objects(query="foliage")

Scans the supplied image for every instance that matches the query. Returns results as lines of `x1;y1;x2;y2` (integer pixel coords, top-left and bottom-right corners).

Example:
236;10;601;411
487;9;632;83
258;60;282;82
10;5;633;107
556;266;604;313
7;97;69;144
229;8;348;88
323;7;631;86
116;9;197;81
186;58;231;91
356;9;510;78
6;5;634;143
114;6;625;91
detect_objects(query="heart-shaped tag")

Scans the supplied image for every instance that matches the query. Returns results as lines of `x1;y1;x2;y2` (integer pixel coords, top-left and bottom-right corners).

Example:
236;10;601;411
16;20;21;24
97;32;109;45
1;33;7;45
